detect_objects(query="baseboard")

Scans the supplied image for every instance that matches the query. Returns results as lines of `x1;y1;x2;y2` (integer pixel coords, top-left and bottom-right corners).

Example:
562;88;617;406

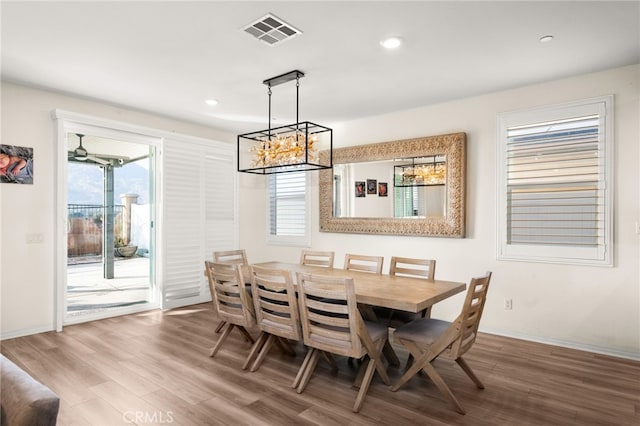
64;302;160;326
481;327;640;361
1;325;55;341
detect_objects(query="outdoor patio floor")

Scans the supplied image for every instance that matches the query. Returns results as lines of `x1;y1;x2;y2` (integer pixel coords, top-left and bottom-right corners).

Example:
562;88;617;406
66;256;151;317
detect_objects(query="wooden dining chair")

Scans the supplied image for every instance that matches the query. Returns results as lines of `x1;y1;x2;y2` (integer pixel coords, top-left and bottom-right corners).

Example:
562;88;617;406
382;257;437;328
344;253;384;274
245;265;300;372
294;272;391;413
300;250;335;268
212;249;249;333
204;261;256;364
390;272;492;414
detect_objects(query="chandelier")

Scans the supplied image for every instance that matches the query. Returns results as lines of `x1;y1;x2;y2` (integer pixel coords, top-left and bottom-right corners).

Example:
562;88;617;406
237;70;333;174
394;156;447;186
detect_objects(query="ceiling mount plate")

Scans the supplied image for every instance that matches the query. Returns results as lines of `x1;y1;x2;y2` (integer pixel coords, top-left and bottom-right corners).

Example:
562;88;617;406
263;70;304;87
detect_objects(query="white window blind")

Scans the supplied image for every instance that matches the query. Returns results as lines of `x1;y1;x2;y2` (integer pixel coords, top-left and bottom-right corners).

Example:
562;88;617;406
205;153;236;256
267;171;310;246
497;96;613;266
163;138;236;308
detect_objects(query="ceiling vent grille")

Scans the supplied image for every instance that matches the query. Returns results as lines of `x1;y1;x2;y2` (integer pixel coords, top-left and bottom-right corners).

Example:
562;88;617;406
243;13;301;46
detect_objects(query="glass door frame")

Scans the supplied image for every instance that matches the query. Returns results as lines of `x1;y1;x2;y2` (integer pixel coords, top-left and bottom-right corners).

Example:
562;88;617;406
53;110;162;330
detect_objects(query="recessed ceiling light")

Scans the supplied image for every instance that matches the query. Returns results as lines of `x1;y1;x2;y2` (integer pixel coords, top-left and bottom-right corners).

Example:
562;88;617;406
380;36;402;49
205;99;219;106
539;35;554;43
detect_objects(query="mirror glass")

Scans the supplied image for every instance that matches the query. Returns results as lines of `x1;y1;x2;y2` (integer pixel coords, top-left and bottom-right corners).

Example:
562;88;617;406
319;133;466;237
332;155;447;219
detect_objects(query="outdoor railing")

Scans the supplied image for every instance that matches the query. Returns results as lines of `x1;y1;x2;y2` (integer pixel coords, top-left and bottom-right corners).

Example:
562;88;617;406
67;204;124;257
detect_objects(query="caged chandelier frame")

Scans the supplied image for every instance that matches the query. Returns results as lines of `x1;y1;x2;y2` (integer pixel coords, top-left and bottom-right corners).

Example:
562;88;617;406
237;70;333;174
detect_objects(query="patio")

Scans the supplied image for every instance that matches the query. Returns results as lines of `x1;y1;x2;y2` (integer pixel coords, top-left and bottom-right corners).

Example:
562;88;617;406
66;256;151;316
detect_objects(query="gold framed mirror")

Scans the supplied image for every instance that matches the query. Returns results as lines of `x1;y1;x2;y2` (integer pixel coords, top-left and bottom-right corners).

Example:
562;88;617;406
319;132;466;237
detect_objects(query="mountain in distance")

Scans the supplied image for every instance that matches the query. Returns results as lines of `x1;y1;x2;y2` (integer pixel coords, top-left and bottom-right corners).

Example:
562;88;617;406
67;161;149;205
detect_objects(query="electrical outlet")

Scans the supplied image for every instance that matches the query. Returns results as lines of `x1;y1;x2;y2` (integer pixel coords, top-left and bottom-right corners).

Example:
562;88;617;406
504;298;513;310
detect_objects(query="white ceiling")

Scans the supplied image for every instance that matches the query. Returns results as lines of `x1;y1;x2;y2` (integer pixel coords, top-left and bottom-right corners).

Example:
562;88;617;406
2;1;639;135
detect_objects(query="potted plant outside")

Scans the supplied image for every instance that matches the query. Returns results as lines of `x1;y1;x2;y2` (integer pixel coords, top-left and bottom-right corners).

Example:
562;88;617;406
114;236;138;257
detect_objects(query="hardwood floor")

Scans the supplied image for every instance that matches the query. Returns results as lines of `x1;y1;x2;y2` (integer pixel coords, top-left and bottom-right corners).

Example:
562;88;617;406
2;303;638;425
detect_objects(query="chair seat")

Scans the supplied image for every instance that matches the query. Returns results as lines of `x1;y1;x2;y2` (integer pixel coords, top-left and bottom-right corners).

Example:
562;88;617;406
364;320;389;342
394;318;451;346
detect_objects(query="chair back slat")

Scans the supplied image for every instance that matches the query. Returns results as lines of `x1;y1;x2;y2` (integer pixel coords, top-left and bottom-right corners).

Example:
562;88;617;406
213;249;248;265
205;261;255;327
297;273;364;358
344;254;384;274
309;323;353;344
305;298;349;315
449;272;492;358
250;265;300;341
300;250;335;268
389;257;436;280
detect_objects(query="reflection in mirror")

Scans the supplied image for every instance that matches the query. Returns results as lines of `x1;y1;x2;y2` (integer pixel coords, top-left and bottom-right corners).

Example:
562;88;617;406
332;156;447;219
319;132;466;237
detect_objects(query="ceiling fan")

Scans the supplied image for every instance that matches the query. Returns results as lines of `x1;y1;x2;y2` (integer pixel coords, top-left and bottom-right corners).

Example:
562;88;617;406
68;134;113;166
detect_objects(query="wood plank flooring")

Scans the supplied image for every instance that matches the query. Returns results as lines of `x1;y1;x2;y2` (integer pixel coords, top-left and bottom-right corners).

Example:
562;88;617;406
2;303;638;425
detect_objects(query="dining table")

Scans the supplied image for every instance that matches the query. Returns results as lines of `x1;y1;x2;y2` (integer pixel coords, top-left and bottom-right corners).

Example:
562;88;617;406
250;261;466;314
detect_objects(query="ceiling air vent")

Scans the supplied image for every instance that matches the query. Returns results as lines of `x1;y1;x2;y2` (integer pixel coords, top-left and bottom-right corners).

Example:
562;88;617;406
243;13;301;46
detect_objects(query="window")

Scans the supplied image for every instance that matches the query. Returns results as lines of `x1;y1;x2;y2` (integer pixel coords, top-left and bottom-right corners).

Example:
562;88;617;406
267;171;310;246
497;96;613;266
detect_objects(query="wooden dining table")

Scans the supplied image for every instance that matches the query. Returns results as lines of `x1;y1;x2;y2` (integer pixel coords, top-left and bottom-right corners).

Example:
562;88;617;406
250;261;466;314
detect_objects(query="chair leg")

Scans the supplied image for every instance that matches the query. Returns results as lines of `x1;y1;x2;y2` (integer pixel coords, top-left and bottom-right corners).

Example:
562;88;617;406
372;339;391;385
296;349;321;394
214;320;226;333
237;326;255;344
353;356;377;413
249;334;275;372
382;340;400;366
456;357;484;389
353;355;369;389
390;345;429;391
243;332;268;370
209;323;234;357
404;353;414;372
292;348;314;389
420;361;466;414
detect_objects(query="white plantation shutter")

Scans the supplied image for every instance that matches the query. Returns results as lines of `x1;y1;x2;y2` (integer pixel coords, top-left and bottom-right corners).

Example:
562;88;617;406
205;153;236;256
162;138;236;308
497;96;613;266
268;171;310;246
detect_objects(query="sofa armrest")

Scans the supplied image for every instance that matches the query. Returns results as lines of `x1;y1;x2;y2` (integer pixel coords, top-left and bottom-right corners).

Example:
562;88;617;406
1;354;60;426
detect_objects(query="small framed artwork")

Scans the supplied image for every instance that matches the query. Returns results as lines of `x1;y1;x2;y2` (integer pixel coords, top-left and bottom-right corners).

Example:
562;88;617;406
355;181;366;197
378;182;388;197
0;144;34;184
367;179;377;194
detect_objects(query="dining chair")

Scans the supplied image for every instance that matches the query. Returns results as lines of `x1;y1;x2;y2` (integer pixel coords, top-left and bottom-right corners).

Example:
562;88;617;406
294;272;391;413
381;257;437;328
246;265;300;372
204;261;256;364
390;272;492;414
299;250;335;268
344;253;384;274
212;249;249;333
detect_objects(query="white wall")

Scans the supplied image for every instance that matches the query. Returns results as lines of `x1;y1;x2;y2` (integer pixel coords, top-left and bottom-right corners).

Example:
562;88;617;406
0;82;235;338
239;64;640;359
